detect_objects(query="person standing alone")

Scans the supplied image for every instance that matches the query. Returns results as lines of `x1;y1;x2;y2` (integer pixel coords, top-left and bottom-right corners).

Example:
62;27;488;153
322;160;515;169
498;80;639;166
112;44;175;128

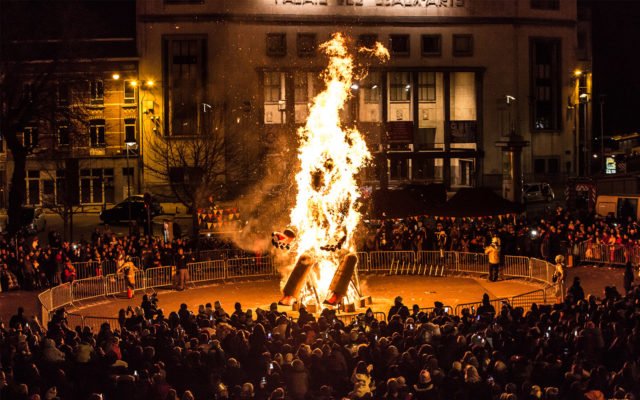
174;247;189;291
485;237;501;282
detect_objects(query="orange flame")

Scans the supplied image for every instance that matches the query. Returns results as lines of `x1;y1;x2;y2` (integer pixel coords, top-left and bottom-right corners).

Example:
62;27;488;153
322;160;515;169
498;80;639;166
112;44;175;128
287;33;388;304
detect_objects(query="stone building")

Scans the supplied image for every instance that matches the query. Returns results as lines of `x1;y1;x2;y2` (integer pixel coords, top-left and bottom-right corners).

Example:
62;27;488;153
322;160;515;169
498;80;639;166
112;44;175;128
137;0;589;195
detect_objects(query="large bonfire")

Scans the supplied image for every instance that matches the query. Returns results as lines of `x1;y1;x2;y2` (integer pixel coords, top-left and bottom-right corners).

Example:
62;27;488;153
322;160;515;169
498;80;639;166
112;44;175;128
283;33;389;306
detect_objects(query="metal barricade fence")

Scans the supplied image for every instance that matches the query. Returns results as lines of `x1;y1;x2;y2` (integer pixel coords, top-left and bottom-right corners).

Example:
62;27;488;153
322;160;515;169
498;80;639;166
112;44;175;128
457;252;489;275
83;316;120;332
578;241;608;265
368;251;415;273
530;258;552;285
145;266;174;288
38;289;53;312
419;305;453;315
66;313;85;330
509;289;546;309
454;297;508;317
188;260;226;284
51;282;73;310
503;256;530;279
104;270;146;296
102;260;118;276
73;261;102;279
227;257;275;279
416;251;456;276
71;277;106;302
355;252;369;272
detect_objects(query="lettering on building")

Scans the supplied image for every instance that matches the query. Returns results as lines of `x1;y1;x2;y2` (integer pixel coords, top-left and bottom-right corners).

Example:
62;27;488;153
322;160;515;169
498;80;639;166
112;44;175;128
274;0;465;6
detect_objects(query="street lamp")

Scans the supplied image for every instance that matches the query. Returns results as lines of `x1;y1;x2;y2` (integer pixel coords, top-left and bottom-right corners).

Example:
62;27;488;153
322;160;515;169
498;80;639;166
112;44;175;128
125;139;138;235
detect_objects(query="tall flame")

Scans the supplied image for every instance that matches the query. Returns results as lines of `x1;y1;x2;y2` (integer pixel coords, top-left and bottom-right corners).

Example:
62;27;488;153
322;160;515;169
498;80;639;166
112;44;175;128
287;33;389;303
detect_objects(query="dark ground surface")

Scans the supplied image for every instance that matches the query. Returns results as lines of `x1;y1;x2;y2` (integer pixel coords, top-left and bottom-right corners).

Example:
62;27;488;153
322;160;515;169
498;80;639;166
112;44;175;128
0;265;627;323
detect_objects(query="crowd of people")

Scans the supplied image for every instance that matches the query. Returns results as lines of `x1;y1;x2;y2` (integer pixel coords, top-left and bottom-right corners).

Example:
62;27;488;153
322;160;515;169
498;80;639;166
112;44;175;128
2;274;640;399
360;207;640;263
0;227;241;293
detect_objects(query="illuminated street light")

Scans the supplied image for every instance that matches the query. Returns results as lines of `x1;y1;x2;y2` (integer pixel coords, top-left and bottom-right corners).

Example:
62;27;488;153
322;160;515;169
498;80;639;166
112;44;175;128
112;73;120;80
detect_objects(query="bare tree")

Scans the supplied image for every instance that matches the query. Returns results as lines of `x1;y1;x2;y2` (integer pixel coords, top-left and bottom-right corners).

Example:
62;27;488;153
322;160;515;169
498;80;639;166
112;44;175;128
145;103;239;241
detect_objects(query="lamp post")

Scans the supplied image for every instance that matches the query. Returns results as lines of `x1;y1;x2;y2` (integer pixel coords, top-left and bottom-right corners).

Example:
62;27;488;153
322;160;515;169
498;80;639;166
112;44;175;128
580;93;590;176
125;140;138;235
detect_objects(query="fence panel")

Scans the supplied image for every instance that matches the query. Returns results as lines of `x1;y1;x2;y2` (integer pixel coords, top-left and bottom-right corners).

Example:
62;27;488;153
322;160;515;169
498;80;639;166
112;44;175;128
227;257;275;279
509;289;547;309
38;289;53;312
51;282;73;309
73;261;102;279
101;260;118;276
503;256;531;279
355;252;369;273
71;277;106;302
188;261;226;284
66;313;85;330
530;258;552;285
454;298;508;317
457;252;489;275
368;251;415;273
578;241;608;265
145;266;174;288
104;270;146;296
416;251;457;276
83;316;120;332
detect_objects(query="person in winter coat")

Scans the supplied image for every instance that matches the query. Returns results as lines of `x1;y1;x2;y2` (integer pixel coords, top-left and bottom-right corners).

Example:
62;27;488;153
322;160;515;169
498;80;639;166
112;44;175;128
117;256;139;299
413;370;438;400
553;255;566;302
287;359;309;400
485;236;501;282
624;260;635;294
42;338;65;363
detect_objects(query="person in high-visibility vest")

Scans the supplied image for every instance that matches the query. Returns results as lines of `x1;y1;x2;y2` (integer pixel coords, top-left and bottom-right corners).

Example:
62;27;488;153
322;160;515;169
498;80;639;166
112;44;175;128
485;236;501;282
117;256;139;299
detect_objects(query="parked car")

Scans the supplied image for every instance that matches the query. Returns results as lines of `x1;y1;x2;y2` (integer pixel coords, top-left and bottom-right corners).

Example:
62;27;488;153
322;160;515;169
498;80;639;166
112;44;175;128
522;183;555;203
99;195;163;224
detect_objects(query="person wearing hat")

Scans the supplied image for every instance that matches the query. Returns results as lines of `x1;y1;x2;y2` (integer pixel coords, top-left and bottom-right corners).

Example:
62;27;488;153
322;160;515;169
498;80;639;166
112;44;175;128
485;236;501;282
413;370;437;400
117;256;138;299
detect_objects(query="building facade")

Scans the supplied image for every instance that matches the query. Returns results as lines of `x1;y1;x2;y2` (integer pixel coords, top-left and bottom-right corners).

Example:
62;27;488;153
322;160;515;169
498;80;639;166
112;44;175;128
1;1;140;211
137;0;584;193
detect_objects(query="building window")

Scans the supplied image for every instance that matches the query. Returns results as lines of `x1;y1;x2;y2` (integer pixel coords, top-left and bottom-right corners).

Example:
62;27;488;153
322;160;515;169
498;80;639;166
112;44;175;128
453;34;473;57
534;158;546;174
389;72;411;102
297;33;317;57
57;123;70;145
27;170;40;205
294;73;308;103
421;34;442;57
418;72;436;103
90;80;104;104
531;0;559;10
164;36;206;136
389;35;410;56
57;81;70;106
363;72;381;104
89;120;105;147
23;126;38;149
358;34;378;49
124;80;136;104
123;167;134;177
531;38;561;131
55;170;66;205
80;168;114;204
124;119;136;144
266;33;287;57
264;72;283;103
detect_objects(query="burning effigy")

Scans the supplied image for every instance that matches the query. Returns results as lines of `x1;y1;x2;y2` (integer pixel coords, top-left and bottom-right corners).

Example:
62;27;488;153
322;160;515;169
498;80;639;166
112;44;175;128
273;33;389;309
